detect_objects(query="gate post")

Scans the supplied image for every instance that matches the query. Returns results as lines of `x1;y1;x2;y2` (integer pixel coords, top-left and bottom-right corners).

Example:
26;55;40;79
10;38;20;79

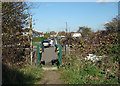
37;45;40;66
56;44;62;66
41;37;44;52
39;45;42;61
59;45;62;66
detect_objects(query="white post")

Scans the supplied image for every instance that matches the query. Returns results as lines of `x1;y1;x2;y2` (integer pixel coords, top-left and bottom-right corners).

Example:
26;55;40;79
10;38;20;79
30;15;33;65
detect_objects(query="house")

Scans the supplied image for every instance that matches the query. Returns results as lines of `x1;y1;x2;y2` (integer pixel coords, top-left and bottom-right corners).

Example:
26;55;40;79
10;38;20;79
22;28;44;37
32;30;44;37
71;32;81;38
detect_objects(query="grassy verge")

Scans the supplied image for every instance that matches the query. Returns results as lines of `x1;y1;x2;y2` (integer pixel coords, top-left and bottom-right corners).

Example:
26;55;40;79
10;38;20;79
33;37;47;42
2;64;43;84
33;43;39;46
33;37;42;42
59;54;118;84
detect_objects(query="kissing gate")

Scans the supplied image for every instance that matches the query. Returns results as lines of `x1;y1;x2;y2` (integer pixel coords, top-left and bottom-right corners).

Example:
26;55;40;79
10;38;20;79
37;38;62;67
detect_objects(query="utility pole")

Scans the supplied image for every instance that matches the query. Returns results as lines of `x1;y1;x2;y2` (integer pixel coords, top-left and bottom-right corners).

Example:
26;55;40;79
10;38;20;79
68;26;70;55
30;15;33;65
69;27;70;33
66;22;67;35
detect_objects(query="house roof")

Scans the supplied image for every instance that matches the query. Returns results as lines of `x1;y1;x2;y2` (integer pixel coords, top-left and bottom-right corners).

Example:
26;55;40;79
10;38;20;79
32;30;43;34
23;28;43;34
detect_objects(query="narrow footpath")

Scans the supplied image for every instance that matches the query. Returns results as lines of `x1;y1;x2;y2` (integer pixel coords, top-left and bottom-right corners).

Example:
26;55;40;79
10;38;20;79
36;47;63;84
36;70;62;84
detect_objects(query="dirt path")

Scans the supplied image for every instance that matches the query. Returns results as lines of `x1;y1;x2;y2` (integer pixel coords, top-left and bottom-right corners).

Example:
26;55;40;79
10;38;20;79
36;70;62;84
35;47;63;84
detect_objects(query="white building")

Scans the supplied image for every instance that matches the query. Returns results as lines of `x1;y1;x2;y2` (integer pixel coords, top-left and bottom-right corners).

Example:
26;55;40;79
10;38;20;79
71;33;81;38
22;28;44;37
32;30;44;37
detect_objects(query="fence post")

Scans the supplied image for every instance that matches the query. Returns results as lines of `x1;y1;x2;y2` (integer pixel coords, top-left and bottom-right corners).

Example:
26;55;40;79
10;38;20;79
39;45;42;61
41;37;44;52
37;45;40;66
65;44;66;55
59;45;62;66
56;45;62;66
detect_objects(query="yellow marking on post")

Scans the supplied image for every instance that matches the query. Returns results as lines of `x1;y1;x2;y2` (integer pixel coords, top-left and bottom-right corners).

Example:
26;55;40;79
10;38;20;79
40;51;42;53
57;51;59;53
40;48;42;50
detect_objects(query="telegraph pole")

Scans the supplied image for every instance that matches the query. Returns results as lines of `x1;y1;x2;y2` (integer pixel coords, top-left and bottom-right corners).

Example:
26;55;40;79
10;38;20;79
69;26;70;33
30;15;33;65
66;22;67;35
64;22;67;55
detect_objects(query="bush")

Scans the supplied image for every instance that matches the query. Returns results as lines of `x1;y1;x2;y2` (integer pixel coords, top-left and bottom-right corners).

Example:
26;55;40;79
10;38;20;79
60;54;118;84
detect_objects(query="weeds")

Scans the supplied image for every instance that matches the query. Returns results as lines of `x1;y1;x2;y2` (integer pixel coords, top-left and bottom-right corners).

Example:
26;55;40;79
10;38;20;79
60;54;119;84
2;64;43;84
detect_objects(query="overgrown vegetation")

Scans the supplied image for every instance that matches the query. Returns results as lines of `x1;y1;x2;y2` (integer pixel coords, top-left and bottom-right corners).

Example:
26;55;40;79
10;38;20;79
2;2;30;65
2;2;44;84
59;16;119;84
60;53;118;84
2;64;43;84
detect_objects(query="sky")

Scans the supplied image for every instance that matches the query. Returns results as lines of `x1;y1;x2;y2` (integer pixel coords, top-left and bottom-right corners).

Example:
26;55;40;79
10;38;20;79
27;1;118;33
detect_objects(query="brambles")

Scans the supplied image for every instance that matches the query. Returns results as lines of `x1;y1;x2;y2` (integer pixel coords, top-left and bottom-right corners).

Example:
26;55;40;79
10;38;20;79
60;54;118;84
60;27;119;84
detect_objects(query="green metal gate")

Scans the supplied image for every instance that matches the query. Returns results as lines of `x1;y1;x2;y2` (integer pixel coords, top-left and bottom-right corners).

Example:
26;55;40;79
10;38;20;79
37;38;62;66
37;38;44;66
56;44;62;66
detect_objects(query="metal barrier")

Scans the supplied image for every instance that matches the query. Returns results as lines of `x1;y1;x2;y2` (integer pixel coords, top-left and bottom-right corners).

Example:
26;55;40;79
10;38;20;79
37;38;44;66
37;38;62;67
56;44;62;66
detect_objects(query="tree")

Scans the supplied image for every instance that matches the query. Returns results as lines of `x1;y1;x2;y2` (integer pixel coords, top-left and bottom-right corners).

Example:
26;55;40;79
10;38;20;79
58;31;66;36
104;16;120;83
50;31;56;35
77;26;92;38
2;2;30;65
104;16;118;33
44;32;50;38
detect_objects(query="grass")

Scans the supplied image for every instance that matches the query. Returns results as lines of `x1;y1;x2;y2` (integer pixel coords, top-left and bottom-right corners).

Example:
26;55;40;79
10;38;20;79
33;43;39;46
2;64;43;84
18;65;43;84
33;37;47;42
59;54;119;84
33;37;43;42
